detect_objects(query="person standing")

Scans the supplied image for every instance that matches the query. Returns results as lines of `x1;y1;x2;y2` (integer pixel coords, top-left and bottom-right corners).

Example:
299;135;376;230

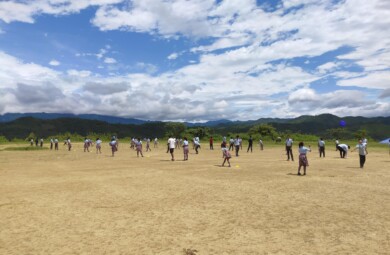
297;142;311;176
30;138;34;146
66;137;72;151
209;136;214;150
182;137;189;161
54;138;59;150
167;136;176;161
234;135;240;157
318;138;325;158
337;143;350;158
259;139;264;150
146;138;151;152
109;138;118;157
96;138;102;154
221;147;231;167
84;138;90;152
40;138;43;147
194;138;201;154
50;138;54;150
136;138;144;157
285;137;294;161
154;137;158;148
247;136;253;153
352;139;368;168
229;137;234;151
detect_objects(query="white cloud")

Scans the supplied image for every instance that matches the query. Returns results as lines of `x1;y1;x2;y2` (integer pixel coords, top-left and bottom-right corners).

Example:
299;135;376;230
1;1;389;119
67;69;91;77
104;57;117;64
337;71;390;90
49;60;60;66
0;0;123;23
167;53;179;60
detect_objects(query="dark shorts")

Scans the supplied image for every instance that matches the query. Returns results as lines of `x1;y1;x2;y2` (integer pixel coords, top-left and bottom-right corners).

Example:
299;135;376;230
169;148;174;153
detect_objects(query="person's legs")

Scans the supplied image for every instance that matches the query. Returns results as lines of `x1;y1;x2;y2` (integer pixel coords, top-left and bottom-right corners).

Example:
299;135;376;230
170;149;175;161
286;146;291;160
360;155;365;168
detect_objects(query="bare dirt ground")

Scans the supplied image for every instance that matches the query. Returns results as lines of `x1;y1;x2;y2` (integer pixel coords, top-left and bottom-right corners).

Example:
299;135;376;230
0;142;389;254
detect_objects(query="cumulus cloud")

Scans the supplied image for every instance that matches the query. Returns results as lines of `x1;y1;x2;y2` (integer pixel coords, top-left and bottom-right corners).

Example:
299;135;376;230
83;82;128;95
12;83;64;104
0;0;389;119
167;53;179;60
104;57;117;64
0;0;123;23
337;70;390;89
49;60;60;66
282;88;390;117
380;89;390;99
67;69;92;78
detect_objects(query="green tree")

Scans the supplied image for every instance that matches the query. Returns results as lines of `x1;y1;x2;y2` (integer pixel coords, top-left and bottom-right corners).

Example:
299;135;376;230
165;122;186;138
26;132;36;141
249;124;278;139
354;129;367;139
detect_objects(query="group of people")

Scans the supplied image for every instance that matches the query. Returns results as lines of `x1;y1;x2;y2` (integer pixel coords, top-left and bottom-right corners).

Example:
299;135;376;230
285;137;370;176
30;134;374;173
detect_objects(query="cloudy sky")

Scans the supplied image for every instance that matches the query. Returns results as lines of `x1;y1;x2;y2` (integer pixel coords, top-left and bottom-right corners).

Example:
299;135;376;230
0;0;389;121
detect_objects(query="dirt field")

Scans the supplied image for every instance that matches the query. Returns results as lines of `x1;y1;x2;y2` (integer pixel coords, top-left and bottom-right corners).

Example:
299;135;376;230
1;142;389;254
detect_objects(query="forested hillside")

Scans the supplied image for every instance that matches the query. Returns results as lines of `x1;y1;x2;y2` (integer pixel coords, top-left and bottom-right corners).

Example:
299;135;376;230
0;114;389;141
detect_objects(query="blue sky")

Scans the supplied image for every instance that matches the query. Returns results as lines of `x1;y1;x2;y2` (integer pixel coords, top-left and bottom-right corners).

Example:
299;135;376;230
0;0;389;121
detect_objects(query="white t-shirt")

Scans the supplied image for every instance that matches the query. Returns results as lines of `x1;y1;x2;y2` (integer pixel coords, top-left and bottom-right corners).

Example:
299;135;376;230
355;144;367;155
338;144;348;151
299;146;311;154
183;140;189;146
318;140;325;147
168;138;176;149
96;139;102;145
286;139;293;146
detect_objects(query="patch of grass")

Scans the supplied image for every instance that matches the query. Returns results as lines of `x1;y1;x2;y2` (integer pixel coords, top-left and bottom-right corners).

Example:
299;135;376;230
2;146;49;151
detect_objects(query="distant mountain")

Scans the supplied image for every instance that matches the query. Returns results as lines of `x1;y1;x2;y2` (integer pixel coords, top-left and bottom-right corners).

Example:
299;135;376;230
0;113;389;140
185;119;232;127
0;113;147;125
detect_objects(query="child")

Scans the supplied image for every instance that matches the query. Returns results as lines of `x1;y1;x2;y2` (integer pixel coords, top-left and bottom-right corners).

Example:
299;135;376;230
109;138;118;157
167;136;176;161
182;137;189;161
146;138;151;152
337;143;350;158
221;140;227;158
222;147;231;167
352;139;368;168
298;142;311;176
96;138;102;154
84;138;90;152
194;138;201;154
136;138;144;157
54;138;59;150
66;137;72;151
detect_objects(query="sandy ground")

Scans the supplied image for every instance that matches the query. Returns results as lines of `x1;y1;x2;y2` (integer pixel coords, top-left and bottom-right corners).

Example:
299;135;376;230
0;142;389;255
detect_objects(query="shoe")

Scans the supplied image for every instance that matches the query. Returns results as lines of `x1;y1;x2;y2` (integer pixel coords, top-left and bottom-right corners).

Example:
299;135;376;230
297;172;301;175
